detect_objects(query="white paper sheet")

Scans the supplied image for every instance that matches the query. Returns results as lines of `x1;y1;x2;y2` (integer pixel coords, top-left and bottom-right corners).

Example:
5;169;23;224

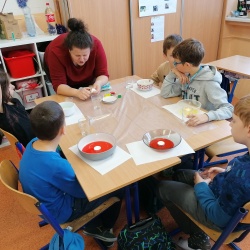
126;139;194;165
64;105;85;126
130;83;160;98
162;103;205;122
69;145;132;175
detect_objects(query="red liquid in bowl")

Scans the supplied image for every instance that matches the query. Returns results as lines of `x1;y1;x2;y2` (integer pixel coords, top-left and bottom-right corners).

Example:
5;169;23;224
82;141;113;154
149;138;174;150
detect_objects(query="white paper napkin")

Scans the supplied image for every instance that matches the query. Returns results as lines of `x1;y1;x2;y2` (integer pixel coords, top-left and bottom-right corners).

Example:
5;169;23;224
126;139;194;165
162;103;205;122
130;83;160;98
69;145;132;175
65;105;84;126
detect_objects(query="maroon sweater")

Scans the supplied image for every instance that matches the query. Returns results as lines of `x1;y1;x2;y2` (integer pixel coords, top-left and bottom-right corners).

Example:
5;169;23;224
44;33;109;91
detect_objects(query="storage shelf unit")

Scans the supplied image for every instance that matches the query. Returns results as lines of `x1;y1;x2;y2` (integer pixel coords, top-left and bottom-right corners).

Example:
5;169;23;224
0;34;57;109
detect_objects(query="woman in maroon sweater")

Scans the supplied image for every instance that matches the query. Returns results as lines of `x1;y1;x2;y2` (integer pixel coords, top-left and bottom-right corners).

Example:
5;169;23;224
44;18;109;100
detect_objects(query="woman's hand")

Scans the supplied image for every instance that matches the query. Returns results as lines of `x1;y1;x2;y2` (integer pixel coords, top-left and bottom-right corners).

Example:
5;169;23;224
77;87;91;100
92;82;101;94
185;114;209;126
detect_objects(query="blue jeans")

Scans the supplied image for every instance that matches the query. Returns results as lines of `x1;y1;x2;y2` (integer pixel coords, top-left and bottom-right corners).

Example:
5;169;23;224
67;188;124;230
157;169;221;234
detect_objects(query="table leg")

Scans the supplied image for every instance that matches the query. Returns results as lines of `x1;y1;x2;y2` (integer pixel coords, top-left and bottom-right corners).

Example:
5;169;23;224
125;182;140;226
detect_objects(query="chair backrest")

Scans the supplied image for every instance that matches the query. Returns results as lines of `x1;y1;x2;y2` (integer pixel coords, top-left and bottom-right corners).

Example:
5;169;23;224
0;129;25;159
0;159;40;215
233;79;250;100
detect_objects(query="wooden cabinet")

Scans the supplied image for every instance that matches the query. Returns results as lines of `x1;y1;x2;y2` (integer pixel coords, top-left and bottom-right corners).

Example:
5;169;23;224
0;35;57;109
218;0;250;59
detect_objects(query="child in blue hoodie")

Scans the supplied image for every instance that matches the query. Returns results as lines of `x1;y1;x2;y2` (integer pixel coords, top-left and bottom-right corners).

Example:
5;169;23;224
160;38;233;126
157;95;250;249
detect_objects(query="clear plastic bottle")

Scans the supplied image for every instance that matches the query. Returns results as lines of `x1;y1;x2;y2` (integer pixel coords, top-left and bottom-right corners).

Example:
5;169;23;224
22;6;36;37
45;2;57;35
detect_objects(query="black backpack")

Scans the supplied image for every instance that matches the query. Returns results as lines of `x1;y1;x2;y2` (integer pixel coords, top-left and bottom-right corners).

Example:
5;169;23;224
117;215;175;250
138;176;164;215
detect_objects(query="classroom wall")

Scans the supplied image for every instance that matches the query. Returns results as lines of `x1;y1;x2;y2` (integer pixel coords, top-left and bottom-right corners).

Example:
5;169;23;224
1;0;56;34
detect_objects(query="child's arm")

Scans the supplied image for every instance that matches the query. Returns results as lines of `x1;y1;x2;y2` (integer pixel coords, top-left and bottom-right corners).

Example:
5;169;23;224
160;71;182;98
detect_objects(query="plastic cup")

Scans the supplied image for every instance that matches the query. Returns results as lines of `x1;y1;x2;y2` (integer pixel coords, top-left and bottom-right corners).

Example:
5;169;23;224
91;94;102;110
78;118;90;136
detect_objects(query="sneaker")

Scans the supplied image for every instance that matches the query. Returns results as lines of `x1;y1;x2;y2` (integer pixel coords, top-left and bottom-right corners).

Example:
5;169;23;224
175;237;200;250
83;226;117;242
188;232;211;250
102;241;115;248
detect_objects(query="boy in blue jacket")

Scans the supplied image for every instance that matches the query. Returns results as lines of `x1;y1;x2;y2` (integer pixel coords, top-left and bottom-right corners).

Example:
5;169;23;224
157;95;250;249
19;101;123;247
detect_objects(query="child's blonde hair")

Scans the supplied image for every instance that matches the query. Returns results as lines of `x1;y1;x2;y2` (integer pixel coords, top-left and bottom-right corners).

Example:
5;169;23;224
234;95;250;127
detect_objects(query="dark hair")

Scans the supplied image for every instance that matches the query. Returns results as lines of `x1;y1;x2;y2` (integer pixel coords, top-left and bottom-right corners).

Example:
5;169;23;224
172;38;205;66
30;101;65;140
163;34;183;54
0;72;12;104
64;18;93;50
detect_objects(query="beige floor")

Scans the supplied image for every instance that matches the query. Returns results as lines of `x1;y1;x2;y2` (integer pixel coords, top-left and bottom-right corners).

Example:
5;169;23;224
0;146;249;250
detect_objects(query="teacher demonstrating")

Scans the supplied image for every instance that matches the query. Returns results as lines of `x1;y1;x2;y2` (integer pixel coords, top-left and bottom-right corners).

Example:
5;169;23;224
44;18;109;100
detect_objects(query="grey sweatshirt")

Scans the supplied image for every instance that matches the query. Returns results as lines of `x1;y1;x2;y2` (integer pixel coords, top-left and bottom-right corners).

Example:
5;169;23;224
160;65;233;121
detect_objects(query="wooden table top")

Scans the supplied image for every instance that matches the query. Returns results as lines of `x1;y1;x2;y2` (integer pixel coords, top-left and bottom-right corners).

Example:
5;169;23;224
35;77;231;201
208;55;250;77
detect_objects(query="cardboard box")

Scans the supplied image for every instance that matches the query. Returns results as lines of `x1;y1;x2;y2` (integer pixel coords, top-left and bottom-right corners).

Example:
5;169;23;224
0;13;22;40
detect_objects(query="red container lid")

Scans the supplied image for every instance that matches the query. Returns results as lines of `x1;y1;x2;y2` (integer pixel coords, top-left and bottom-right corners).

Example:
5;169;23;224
5;50;35;59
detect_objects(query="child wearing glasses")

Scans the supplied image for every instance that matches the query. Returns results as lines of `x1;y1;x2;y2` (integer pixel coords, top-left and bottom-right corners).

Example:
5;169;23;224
151;34;183;88
157;94;250;249
160;38;233;126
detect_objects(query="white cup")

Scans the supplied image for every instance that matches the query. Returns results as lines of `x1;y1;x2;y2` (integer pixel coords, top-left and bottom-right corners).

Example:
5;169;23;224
78;117;90;136
91;94;102;110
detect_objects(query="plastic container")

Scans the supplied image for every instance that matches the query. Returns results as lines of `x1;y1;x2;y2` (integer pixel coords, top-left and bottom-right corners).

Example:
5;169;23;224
15;85;43;109
22;6;36;37
45;2;57;35
3;50;36;78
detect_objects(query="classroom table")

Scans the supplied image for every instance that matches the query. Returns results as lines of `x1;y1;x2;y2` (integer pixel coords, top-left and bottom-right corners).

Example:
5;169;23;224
35;77;231;225
209;55;250;77
209;55;250;102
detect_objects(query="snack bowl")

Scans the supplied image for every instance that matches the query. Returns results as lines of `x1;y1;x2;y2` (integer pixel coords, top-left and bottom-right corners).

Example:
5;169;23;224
137;79;154;91
78;133;116;161
142;129;182;150
59;102;75;117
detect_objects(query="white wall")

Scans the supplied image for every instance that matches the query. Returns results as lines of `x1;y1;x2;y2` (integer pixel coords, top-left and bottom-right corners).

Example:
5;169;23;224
1;0;55;15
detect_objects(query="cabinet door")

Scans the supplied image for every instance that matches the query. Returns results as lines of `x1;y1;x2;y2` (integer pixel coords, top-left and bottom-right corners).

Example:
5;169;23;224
67;0;132;80
182;0;224;63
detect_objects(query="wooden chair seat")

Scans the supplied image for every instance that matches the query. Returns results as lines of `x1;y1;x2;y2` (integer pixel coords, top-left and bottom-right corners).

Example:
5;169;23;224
205;137;247;158
177;202;250;248
0;159;120;249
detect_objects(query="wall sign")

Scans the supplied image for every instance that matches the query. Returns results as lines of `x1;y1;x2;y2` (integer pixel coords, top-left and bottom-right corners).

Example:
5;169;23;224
139;0;177;17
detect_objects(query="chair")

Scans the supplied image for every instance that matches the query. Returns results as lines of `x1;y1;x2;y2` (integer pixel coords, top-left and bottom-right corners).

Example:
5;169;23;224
202;79;250;168
0;159;120;250
177;203;250;250
0;128;25;159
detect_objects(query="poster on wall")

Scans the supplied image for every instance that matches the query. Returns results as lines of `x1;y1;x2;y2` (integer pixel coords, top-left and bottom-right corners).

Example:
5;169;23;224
139;0;177;17
151;16;164;42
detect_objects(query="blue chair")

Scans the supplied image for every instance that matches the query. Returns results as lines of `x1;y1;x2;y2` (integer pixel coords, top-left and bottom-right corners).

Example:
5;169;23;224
176;203;250;250
201;79;250;168
0;159;120;250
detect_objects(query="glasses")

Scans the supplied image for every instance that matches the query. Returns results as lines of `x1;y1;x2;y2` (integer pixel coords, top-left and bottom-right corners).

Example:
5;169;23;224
173;61;183;67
